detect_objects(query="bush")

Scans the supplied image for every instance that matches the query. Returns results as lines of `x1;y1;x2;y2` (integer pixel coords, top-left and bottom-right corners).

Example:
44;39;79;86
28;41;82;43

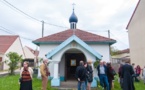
5;52;22;75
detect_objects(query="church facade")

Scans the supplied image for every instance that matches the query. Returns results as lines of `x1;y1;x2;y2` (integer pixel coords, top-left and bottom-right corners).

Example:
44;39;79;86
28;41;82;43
33;9;116;87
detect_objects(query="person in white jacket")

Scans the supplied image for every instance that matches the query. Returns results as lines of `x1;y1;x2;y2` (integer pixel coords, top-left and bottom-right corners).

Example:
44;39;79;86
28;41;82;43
142;66;145;84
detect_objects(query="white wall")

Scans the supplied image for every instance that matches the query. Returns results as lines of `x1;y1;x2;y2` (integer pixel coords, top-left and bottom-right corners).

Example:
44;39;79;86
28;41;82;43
38;44;59;77
23;47;35;59
3;37;25;70
51;42;97;78
59;54;65;77
89;44;110;62
38;42;111;78
39;44;59;58
128;0;145;68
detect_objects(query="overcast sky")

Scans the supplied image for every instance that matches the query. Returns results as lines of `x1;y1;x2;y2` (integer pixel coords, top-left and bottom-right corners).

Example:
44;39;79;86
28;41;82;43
0;0;139;50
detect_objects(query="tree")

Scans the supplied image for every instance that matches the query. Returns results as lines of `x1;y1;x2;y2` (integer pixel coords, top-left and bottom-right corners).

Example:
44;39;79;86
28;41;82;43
5;52;22;75
110;46;120;56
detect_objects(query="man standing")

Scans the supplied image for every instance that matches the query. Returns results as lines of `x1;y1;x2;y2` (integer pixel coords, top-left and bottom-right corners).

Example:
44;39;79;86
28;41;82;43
121;60;135;90
75;61;87;90
97;61;109;90
40;59;50;90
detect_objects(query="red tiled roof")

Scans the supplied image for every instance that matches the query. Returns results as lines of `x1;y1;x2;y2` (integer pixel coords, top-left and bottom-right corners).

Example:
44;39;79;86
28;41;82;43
26;46;39;56
0;35;19;53
118;48;130;54
33;29;116;45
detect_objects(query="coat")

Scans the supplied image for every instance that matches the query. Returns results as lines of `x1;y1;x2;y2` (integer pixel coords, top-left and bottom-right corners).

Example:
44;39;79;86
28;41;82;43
121;63;135;90
75;65;87;81
40;63;50;77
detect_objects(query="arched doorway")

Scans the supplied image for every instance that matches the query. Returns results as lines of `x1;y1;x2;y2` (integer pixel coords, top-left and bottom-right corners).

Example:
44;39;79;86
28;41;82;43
59;49;86;81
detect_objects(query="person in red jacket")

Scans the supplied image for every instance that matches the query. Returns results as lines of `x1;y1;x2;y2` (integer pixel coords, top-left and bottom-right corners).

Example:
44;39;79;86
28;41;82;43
135;65;141;82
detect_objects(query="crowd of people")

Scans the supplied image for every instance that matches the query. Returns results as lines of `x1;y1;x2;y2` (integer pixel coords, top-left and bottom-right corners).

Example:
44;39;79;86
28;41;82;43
75;60;116;90
76;60;145;90
18;59;145;90
118;61;145;90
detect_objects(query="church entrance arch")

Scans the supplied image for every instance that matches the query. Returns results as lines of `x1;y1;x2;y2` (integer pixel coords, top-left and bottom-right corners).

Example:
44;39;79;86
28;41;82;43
59;49;86;81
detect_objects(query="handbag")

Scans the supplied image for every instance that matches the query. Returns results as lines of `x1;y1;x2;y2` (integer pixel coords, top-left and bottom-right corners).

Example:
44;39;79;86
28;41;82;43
86;73;93;82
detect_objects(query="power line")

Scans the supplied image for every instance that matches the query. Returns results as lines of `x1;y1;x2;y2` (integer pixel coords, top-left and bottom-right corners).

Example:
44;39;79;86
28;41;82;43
0;26;33;41
1;0;68;29
2;0;41;22
110;32;128;47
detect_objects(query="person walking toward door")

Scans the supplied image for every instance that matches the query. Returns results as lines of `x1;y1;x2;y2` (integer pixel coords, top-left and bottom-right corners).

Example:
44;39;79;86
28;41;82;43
40;59;50;90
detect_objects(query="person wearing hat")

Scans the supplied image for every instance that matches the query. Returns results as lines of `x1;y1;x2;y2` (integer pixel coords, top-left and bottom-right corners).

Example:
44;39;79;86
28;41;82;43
40;59;50;90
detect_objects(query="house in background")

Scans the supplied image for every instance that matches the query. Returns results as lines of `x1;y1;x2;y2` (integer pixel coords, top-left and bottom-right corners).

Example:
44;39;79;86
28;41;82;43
33;9;116;87
23;46;39;67
0;35;25;70
127;0;145;68
111;48;130;64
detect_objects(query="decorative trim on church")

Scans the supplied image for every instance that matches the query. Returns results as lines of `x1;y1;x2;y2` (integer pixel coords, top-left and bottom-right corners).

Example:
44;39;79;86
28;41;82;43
46;35;102;60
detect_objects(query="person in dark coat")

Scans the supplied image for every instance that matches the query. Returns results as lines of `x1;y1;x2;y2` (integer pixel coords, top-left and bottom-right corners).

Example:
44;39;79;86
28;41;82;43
118;63;123;89
75;61;87;90
121;60;135;90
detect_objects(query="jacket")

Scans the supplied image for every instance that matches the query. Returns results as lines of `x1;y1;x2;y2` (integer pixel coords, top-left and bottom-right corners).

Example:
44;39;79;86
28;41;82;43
20;67;33;79
75;65;87;81
40;63;50;77
97;65;108;76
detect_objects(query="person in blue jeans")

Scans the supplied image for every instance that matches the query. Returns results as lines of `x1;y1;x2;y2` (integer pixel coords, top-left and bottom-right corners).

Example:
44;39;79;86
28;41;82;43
97;61;109;90
75;61;87;90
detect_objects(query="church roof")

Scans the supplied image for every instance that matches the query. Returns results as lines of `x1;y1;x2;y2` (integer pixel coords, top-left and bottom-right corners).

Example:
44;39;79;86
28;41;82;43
33;29;116;46
46;35;102;60
0;35;19;53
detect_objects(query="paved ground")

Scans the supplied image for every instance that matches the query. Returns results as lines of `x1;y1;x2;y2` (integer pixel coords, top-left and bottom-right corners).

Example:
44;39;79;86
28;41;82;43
0;69;20;76
54;80;97;90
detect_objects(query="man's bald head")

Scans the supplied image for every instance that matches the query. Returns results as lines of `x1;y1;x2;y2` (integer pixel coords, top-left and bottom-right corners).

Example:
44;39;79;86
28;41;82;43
43;59;48;64
80;61;84;66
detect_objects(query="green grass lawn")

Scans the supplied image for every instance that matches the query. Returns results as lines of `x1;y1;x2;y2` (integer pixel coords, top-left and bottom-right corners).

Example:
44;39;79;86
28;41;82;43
0;75;145;90
0;75;56;90
96;76;145;90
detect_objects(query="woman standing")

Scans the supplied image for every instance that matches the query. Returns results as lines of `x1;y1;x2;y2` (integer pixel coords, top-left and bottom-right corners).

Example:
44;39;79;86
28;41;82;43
86;60;93;90
142;66;145;84
107;63;115;90
20;61;33;90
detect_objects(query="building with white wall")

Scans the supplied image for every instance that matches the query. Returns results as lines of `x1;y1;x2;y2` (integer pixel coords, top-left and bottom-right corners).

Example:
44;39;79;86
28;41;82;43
127;0;145;68
0;35;25;70
23;46;39;67
33;9;116;87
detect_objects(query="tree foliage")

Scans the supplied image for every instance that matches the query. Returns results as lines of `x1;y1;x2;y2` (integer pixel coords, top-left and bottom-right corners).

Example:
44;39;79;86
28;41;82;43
5;52;22;75
110;46;120;56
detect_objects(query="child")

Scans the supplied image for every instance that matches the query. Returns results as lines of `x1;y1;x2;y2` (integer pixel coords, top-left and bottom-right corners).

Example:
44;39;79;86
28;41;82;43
142;66;145;84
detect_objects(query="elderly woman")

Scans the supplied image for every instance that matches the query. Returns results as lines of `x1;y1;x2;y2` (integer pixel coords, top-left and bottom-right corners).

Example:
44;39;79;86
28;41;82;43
20;61;33;90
